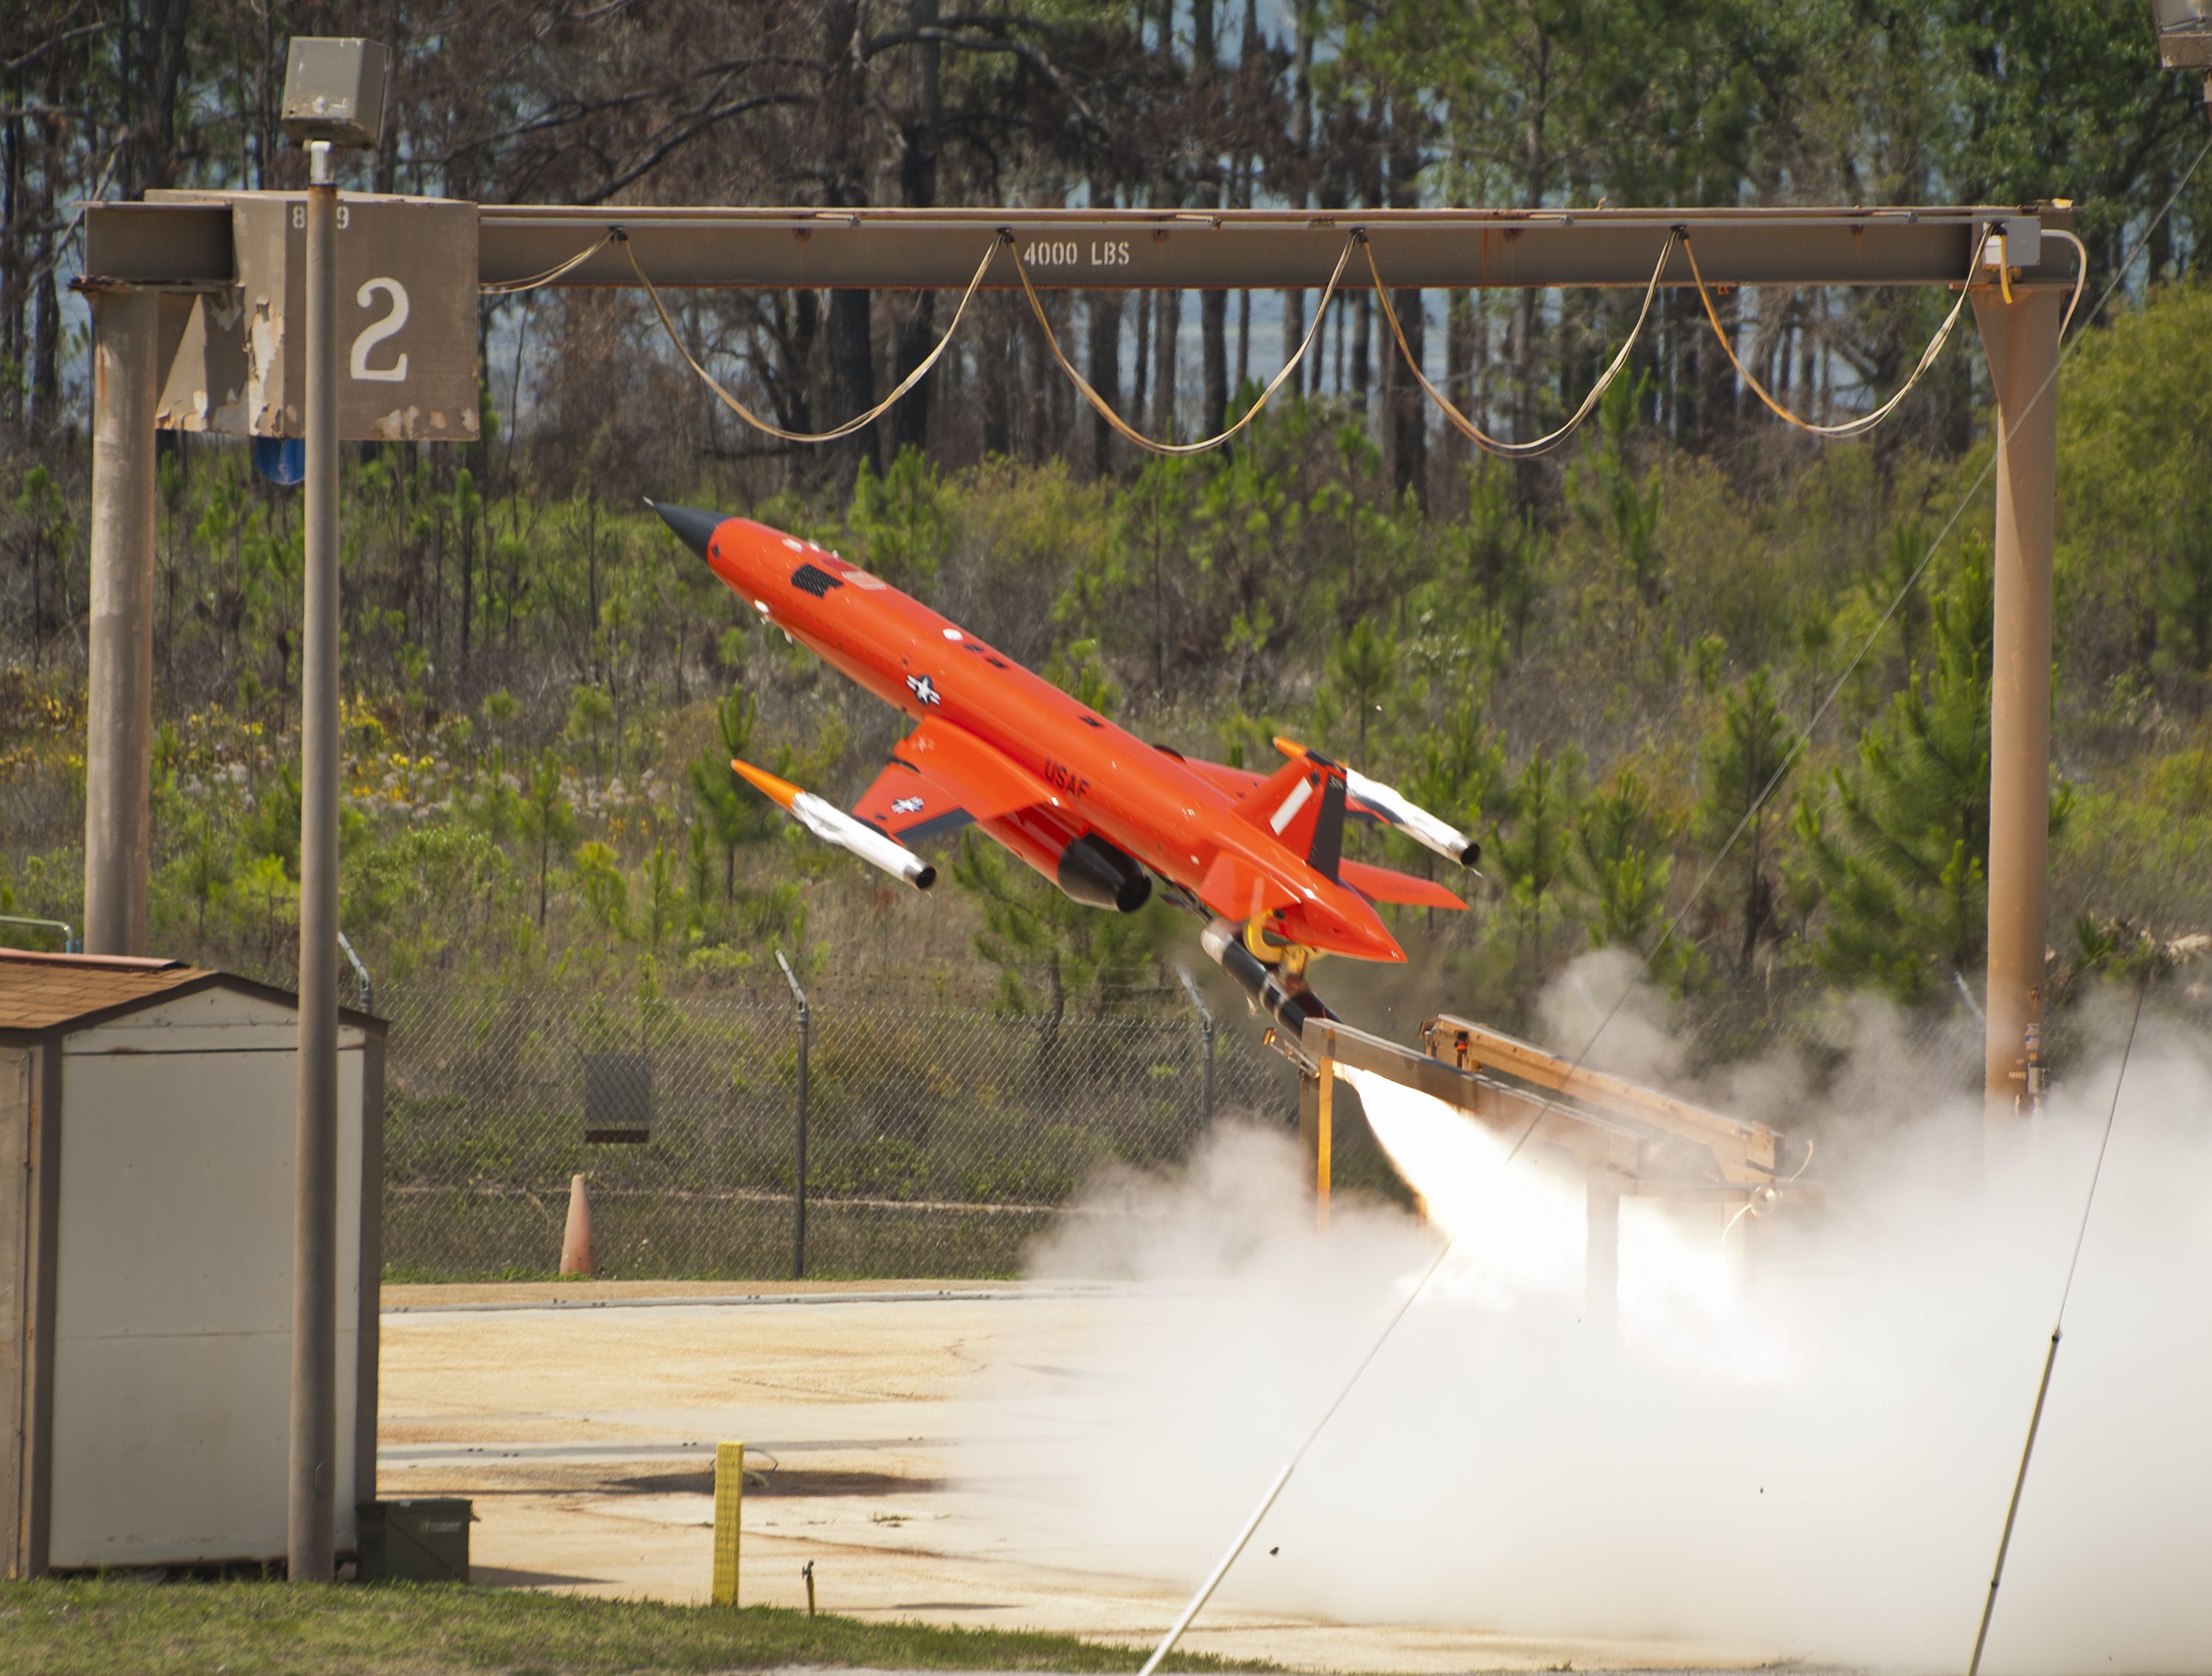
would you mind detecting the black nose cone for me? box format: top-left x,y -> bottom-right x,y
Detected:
647,499 -> 725,561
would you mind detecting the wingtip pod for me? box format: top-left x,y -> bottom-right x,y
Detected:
729,755 -> 803,810
733,755 -> 934,891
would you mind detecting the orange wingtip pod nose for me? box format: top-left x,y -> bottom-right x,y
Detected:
730,757 -> 802,810
1273,734 -> 1309,760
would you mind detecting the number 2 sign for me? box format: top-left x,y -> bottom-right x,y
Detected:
350,279 -> 410,383
231,193 -> 481,441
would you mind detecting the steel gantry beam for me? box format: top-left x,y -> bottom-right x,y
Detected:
74,195 -> 2073,1146
86,199 -> 2073,292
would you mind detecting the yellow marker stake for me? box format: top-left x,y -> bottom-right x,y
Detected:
712,1441 -> 745,1607
1316,1061 -> 1333,1231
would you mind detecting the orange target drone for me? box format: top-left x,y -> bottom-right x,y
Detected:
654,503 -> 1479,1038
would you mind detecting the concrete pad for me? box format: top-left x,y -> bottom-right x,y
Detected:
378,1290 -> 1767,1672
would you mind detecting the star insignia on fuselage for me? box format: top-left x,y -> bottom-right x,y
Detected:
906,674 -> 942,706
891,796 -> 925,814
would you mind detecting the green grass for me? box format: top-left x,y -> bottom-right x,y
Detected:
0,1579 -> 1262,1676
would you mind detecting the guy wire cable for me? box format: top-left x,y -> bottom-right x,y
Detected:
1363,229 -> 1677,458
1964,966 -> 2152,1676
627,232 -> 1000,444
1010,232 -> 1361,456
1135,130 -> 2211,1676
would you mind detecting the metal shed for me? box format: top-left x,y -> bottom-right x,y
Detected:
1,948 -> 383,1575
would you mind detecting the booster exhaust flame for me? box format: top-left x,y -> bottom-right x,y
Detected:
961,981 -> 2212,1672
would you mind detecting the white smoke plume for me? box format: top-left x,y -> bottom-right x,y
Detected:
960,964 -> 2212,1672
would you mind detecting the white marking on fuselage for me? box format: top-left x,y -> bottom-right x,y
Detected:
1268,776 -> 1314,833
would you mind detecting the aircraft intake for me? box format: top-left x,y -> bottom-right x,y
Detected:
1200,915 -> 1332,1035
981,807 -> 1152,912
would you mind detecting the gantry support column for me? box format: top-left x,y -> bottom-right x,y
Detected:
1971,286 -> 2063,1150
83,288 -> 159,957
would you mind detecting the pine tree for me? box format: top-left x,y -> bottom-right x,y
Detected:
1797,539 -> 2065,1001
949,833 -> 1164,1069
1693,667 -> 1795,977
1573,770 -> 1676,964
1319,617 -> 1398,759
1402,698 -> 1506,870
1492,748 -> 1583,953
517,750 -> 578,929
1570,372 -> 1664,607
2152,517 -> 2212,697
688,688 -> 771,903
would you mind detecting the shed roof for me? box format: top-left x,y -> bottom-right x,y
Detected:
0,947 -> 384,1038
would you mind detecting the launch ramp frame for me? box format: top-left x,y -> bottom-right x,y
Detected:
1297,1012 -> 1818,1318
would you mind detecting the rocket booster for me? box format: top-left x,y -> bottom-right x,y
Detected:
1200,915 -> 1331,1036
730,757 -> 937,891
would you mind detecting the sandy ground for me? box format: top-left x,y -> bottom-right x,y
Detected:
378,1284 -> 1773,1673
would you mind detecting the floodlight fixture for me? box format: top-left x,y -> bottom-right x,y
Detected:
2152,0 -> 2212,119
280,37 -> 390,150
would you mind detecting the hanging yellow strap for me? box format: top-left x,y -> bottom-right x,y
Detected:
480,230 -> 621,296
627,234 -> 999,445
1008,232 -> 1360,456
1678,234 -> 1980,440
1365,229 -> 1677,459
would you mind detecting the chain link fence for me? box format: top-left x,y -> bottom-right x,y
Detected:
378,967 -> 2009,1282
381,978 -> 1299,1281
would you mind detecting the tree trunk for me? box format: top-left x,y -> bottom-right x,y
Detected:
1444,290 -> 1474,475
888,0 -> 943,459
1192,0 -> 1228,437
823,3 -> 877,482
1385,94 -> 1427,507
3,75 -> 21,429
1088,176 -> 1123,478
1512,39 -> 1551,511
1153,289 -> 1180,439
1281,5 -> 1314,396
119,0 -> 194,200
1132,285 -> 1152,430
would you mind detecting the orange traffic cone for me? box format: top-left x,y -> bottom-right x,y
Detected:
560,1172 -> 596,1277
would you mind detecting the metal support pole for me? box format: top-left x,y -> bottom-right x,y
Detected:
1176,967 -> 1215,1128
1202,1016 -> 1216,1128
338,930 -> 372,1016
83,288 -> 159,957
289,139 -> 340,1584
1972,285 -> 2062,1150
776,950 -> 810,1280
1315,1060 -> 1333,1231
